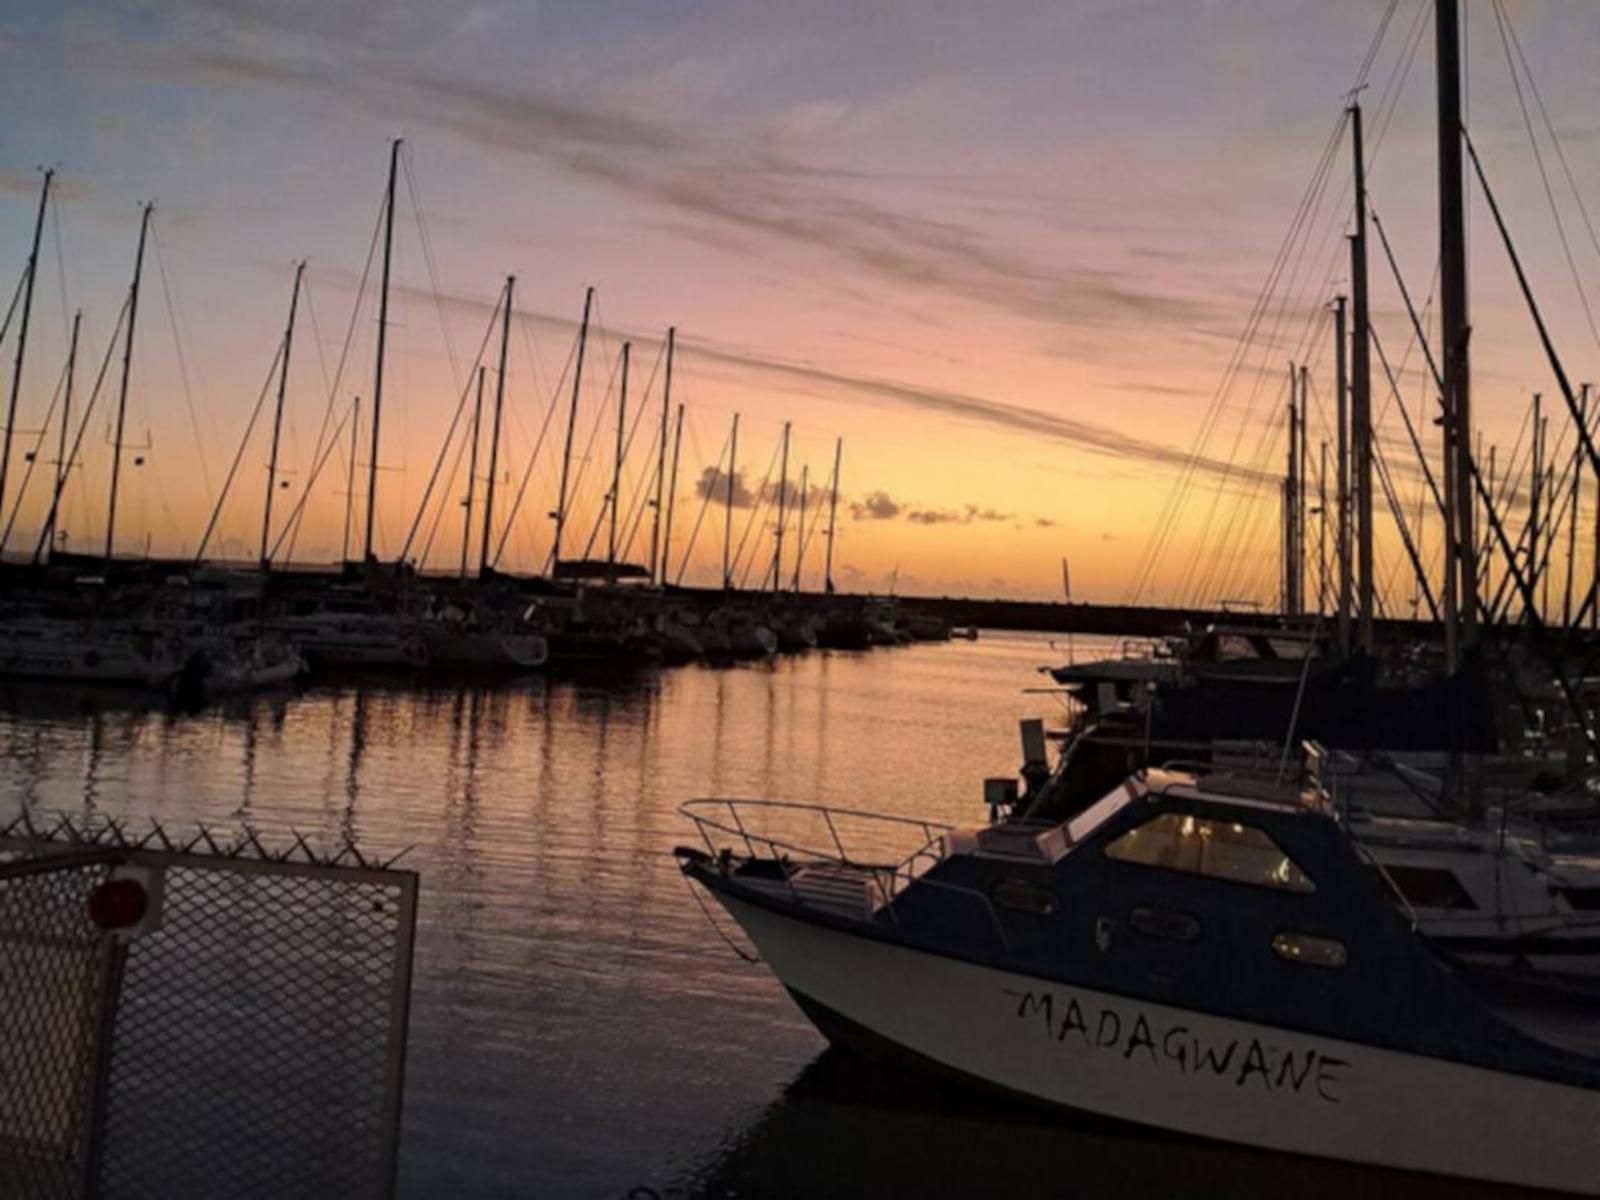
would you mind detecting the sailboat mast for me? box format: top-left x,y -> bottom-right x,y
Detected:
824,437 -> 842,595
792,464 -> 808,592
479,274 -> 513,576
1299,364 -> 1309,611
44,309 -> 81,562
260,260 -> 304,570
1437,0 -> 1476,652
608,341 -> 629,581
1334,296 -> 1351,653
551,286 -> 593,573
105,201 -> 152,564
343,397 -> 360,564
363,138 -> 401,564
462,365 -> 485,578
1284,363 -> 1299,615
1349,100 -> 1375,655
1526,395 -> 1542,620
1318,439 -> 1329,614
661,403 -> 684,586
1,168 -> 51,528
650,327 -> 675,586
1568,392 -> 1580,630
771,421 -> 790,591
723,413 -> 739,590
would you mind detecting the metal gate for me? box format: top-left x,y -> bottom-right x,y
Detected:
0,813 -> 418,1200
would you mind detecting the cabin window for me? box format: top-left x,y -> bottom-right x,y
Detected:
992,877 -> 1059,916
1378,865 -> 1477,911
1272,932 -> 1348,968
1103,812 -> 1315,893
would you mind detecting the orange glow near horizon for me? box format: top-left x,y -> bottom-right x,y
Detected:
2,1 -> 1599,610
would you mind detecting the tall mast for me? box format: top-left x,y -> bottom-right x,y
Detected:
479,274 -> 513,577
260,259 -> 304,569
722,413 -> 739,590
1528,394 -> 1543,621
461,365 -> 485,578
1299,363 -> 1309,613
649,327 -> 675,586
1565,389 -> 1585,628
1318,439 -> 1329,614
105,201 -> 152,564
1334,296 -> 1351,654
1284,363 -> 1300,615
550,286 -> 593,573
608,341 -> 629,581
661,402 -> 684,586
1349,100 -> 1375,654
343,397 -> 360,564
771,420 -> 791,591
1,168 -> 51,528
1437,0 -> 1476,651
1587,383 -> 1598,631
363,138 -> 401,564
824,437 -> 842,595
792,464 -> 808,592
43,309 -> 81,562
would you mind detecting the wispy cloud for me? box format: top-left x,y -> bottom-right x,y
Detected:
377,277 -> 1280,490
90,17 -> 1218,335
906,503 -> 1014,526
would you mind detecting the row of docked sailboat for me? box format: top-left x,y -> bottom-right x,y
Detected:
0,135 -> 958,698
680,4 -> 1600,1192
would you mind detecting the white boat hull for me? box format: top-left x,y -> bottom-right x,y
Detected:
717,892 -> 1600,1194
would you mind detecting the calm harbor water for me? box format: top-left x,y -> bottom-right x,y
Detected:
0,632 -> 1523,1199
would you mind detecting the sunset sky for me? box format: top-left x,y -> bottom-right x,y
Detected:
2,0 -> 1598,605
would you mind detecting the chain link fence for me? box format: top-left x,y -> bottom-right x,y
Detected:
0,816 -> 418,1200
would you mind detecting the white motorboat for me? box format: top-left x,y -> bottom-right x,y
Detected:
678,754 -> 1600,1193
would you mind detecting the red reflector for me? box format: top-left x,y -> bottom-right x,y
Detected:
88,878 -> 148,930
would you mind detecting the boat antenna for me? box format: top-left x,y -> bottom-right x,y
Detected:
0,167 -> 51,529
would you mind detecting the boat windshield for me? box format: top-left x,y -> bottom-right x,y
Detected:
1064,782 -> 1136,845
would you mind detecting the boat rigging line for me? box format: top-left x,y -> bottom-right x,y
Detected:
191,339 -> 286,565
29,297 -> 128,564
490,325 -> 575,571
148,215 -> 215,511
0,310 -> 76,554
396,280 -> 501,565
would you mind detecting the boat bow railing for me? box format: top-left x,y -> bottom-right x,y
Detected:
680,799 -> 1011,950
